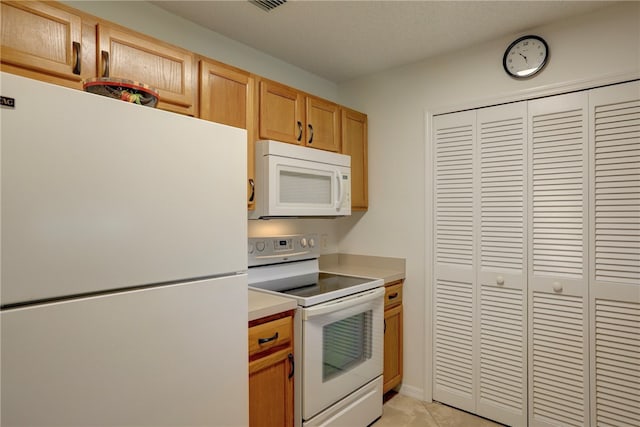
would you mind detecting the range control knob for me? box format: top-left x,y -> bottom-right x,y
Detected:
248,243 -> 254,254
300,238 -> 308,248
308,238 -> 316,248
255,241 -> 266,252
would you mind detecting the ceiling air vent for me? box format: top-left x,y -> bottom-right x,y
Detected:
250,0 -> 287,12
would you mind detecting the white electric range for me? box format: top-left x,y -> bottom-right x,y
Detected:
248,234 -> 384,427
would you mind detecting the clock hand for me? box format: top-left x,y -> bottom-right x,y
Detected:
519,53 -> 528,63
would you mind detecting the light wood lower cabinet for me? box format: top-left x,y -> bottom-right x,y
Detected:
383,280 -> 403,394
249,311 -> 295,427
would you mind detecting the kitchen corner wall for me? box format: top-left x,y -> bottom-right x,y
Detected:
336,1 -> 640,401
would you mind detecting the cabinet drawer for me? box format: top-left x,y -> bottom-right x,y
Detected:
249,316 -> 293,357
384,282 -> 403,309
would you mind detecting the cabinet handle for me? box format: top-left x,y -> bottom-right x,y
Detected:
384,319 -> 387,333
297,121 -> 303,141
72,42 -> 81,75
257,331 -> 278,345
388,292 -> 398,300
308,124 -> 314,144
288,353 -> 294,379
248,178 -> 255,202
101,50 -> 110,78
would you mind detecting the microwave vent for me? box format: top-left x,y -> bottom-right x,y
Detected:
250,0 -> 287,12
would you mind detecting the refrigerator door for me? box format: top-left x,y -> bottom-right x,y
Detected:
1,275 -> 248,426
1,72 -> 247,305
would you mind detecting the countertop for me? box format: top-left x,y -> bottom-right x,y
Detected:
248,253 -> 406,321
319,253 -> 406,285
248,289 -> 297,322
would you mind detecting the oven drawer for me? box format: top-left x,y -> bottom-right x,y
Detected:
384,281 -> 402,309
249,316 -> 293,357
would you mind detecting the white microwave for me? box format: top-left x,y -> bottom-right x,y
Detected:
250,140 -> 351,219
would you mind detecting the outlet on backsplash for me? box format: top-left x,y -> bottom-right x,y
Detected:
321,234 -> 328,249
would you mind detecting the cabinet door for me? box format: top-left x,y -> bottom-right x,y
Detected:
259,80 -> 304,144
476,102 -> 528,427
249,348 -> 294,427
1,1 -> 82,82
588,81 -> 640,427
432,110 -> 477,412
527,92 -> 590,427
306,96 -> 341,152
342,108 -> 368,210
97,23 -> 195,115
199,59 -> 257,208
383,304 -> 403,393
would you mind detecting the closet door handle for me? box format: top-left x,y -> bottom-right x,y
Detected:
288,353 -> 294,379
72,42 -> 81,75
297,121 -> 303,141
308,124 -> 314,144
101,50 -> 110,77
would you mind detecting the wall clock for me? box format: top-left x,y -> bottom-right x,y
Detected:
503,35 -> 549,78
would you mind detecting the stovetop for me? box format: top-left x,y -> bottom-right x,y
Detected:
248,235 -> 383,306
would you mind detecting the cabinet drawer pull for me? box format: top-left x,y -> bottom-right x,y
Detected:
258,331 -> 279,345
101,50 -> 110,78
388,292 -> 399,300
288,353 -> 294,379
72,42 -> 81,75
297,121 -> 303,141
308,124 -> 314,144
248,178 -> 255,202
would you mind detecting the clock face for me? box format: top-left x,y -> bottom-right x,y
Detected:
503,35 -> 548,78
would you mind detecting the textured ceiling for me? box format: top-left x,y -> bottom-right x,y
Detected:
150,0 -> 613,83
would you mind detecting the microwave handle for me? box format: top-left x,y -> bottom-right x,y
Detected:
302,287 -> 384,320
335,170 -> 346,210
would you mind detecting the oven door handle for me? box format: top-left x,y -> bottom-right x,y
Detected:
302,287 -> 384,320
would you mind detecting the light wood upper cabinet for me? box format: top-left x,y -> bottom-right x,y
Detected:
97,23 -> 196,115
259,79 -> 341,151
199,59 -> 257,209
342,108 -> 368,210
306,96 -> 341,152
0,1 -> 88,86
259,79 -> 305,144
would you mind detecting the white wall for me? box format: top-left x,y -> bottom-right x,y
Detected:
336,1 -> 640,400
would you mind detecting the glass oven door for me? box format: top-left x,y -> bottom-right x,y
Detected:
300,287 -> 384,421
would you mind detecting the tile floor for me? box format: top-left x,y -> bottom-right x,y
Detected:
373,392 -> 505,427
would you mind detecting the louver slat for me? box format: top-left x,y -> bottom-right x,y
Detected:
531,109 -> 585,278
594,99 -> 640,284
479,286 -> 525,413
532,292 -> 587,427
434,280 -> 474,398
590,82 -> 640,427
480,116 -> 525,271
435,121 -> 474,268
595,299 -> 640,426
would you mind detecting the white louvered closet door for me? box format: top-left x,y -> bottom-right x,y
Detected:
527,92 -> 590,427
432,110 -> 477,412
588,81 -> 640,427
476,102 -> 528,427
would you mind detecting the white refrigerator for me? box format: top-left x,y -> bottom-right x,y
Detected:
0,72 -> 249,426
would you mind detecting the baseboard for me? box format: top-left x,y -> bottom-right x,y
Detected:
397,384 -> 425,401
